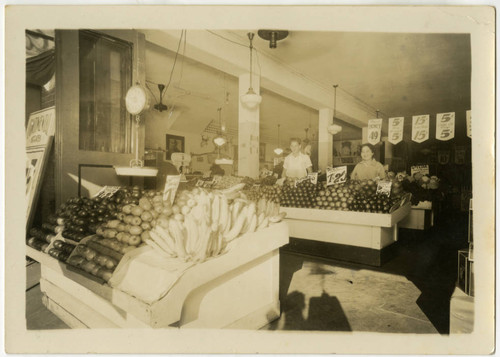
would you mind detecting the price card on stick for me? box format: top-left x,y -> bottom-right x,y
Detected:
93,186 -> 121,199
466,110 -> 471,138
376,180 -> 392,197
388,117 -> 404,144
326,166 -> 347,186
163,175 -> 181,205
367,118 -> 383,145
307,172 -> 318,185
411,165 -> 430,176
412,115 -> 429,143
436,112 -> 455,141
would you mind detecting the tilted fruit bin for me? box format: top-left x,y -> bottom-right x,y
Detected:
281,202 -> 411,266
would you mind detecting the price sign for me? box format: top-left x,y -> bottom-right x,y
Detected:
388,117 -> 404,144
376,180 -> 392,197
410,165 -> 429,177
163,175 -> 181,205
466,110 -> 471,138
307,172 -> 318,185
326,166 -> 347,186
367,118 -> 383,145
93,186 -> 121,199
294,176 -> 309,187
412,115 -> 429,143
436,112 -> 455,141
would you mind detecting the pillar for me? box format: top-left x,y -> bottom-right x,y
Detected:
318,108 -> 333,171
238,73 -> 260,178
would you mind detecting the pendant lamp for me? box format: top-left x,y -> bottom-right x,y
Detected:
240,32 -> 262,109
213,107 -> 226,147
274,124 -> 283,155
328,84 -> 343,135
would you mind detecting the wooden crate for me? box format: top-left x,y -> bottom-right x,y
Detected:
27,222 -> 289,329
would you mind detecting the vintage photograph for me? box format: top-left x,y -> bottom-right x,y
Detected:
3,4 -> 495,355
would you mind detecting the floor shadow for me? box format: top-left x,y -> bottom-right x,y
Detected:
279,249 -> 304,304
268,290 -> 351,331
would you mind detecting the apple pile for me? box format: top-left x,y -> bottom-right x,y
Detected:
314,182 -> 355,211
280,180 -> 319,208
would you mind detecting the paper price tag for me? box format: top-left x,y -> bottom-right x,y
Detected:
410,165 -> 429,176
163,175 -> 181,205
376,180 -> 392,197
307,172 -> 318,185
326,166 -> 347,186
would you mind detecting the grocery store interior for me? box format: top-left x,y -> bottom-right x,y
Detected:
25,29 -> 474,334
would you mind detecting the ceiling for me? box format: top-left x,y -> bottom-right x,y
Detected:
143,30 -> 471,145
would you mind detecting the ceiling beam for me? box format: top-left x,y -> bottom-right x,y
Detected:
143,29 -> 377,128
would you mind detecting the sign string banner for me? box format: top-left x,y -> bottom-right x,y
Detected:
367,118 -> 383,145
436,112 -> 455,141
412,115 -> 430,143
388,117 -> 404,144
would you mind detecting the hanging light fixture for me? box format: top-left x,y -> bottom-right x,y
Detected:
328,84 -> 343,135
274,124 -> 283,155
213,107 -> 227,147
240,32 -> 262,109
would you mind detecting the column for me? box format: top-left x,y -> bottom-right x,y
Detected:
238,73 -> 260,178
318,108 -> 333,171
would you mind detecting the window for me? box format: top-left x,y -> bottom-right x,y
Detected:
79,30 -> 132,153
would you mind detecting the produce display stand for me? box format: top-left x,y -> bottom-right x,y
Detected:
281,203 -> 411,266
26,222 -> 289,329
399,200 -> 434,230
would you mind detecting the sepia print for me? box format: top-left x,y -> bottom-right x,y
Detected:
4,4 -> 495,355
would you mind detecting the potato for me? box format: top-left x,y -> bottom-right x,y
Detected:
130,216 -> 142,226
106,220 -> 120,229
129,225 -> 143,236
115,232 -> 125,242
141,231 -> 150,242
95,255 -> 108,267
131,206 -> 144,217
116,223 -> 127,232
116,212 -> 125,221
141,210 -> 153,222
84,249 -> 97,261
91,265 -> 101,276
138,197 -> 152,211
103,229 -> 117,239
128,235 -> 141,246
123,215 -> 134,224
154,204 -> 164,214
140,222 -> 152,231
152,195 -> 163,205
150,209 -> 159,219
122,204 -> 133,214
101,270 -> 113,282
82,261 -> 97,273
121,233 -> 131,245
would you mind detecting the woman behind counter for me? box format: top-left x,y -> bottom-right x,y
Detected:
282,138 -> 313,179
350,143 -> 387,181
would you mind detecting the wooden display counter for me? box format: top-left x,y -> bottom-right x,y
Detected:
281,203 -> 411,266
26,222 -> 289,329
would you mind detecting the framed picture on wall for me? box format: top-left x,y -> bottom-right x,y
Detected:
165,134 -> 185,160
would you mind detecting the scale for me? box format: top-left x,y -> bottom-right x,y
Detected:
115,84 -> 159,177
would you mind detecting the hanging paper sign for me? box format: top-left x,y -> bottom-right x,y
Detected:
367,118 -> 383,145
388,117 -> 404,145
412,115 -> 429,143
411,165 -> 429,177
436,112 -> 455,141
326,166 -> 347,186
376,180 -> 392,197
455,146 -> 466,165
438,150 -> 450,165
26,107 -> 56,149
466,110 -> 471,138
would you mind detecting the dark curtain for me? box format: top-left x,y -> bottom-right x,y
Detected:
26,48 -> 55,86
